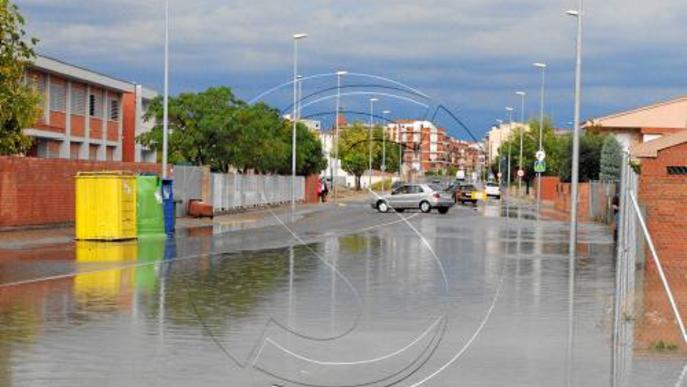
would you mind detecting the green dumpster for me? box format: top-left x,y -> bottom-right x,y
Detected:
135,235 -> 166,292
136,175 -> 165,235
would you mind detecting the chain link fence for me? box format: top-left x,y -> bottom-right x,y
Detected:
613,152 -> 687,373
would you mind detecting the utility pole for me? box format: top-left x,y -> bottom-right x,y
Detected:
291,33 -> 308,213
533,62 -> 547,215
162,0 -> 169,179
516,91 -> 527,196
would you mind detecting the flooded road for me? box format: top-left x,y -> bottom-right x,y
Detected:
0,200 -> 684,386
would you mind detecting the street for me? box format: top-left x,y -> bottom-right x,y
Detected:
2,196 -> 677,386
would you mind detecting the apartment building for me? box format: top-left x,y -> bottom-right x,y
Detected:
24,55 -> 158,163
387,120 -> 447,173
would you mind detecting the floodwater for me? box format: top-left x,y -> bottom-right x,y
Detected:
0,201 -> 684,386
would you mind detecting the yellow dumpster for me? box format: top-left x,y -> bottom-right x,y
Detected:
75,171 -> 137,241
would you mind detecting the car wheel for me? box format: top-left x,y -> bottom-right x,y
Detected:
420,201 -> 432,213
377,201 -> 390,213
438,207 -> 449,215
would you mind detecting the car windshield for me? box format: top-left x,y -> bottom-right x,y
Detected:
461,185 -> 476,191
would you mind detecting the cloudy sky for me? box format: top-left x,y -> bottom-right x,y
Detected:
15,0 -> 687,139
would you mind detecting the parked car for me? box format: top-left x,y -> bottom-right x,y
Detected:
371,183 -> 454,214
485,182 -> 501,199
453,184 -> 480,205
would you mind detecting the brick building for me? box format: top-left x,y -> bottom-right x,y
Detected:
385,120 -> 485,176
632,131 -> 687,267
24,55 -> 158,162
387,120 -> 447,173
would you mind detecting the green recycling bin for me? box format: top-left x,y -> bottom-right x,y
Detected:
136,175 -> 165,236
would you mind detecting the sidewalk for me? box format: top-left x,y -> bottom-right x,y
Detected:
0,191 -> 369,251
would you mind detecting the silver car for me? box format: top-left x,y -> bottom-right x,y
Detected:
371,183 -> 455,214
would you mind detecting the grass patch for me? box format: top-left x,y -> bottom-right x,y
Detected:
650,340 -> 679,353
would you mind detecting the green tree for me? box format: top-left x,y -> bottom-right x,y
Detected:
496,117 -> 561,190
371,126 -> 400,174
558,132 -> 606,183
275,121 -> 327,176
599,135 -> 623,182
338,123 -> 369,190
0,0 -> 40,155
137,87 -> 242,170
138,86 -> 326,175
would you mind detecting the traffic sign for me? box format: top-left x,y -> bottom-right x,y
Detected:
536,150 -> 546,162
534,160 -> 546,173
517,169 -> 525,178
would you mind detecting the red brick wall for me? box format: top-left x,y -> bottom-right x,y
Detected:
71,116 -> 85,137
638,142 -> 687,267
553,181 -> 591,223
90,118 -> 103,139
107,122 -> 118,142
304,175 -> 320,204
0,157 -> 165,229
121,92 -> 136,162
539,176 -> 560,202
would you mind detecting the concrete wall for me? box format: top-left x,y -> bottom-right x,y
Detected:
0,157 -> 162,229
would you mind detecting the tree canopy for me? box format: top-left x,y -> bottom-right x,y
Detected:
337,122 -> 400,190
137,86 -> 326,175
599,135 -> 623,182
0,0 -> 41,155
493,118 -> 609,186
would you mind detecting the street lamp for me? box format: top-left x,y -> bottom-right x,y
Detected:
368,98 -> 378,190
382,110 -> 391,192
533,62 -> 547,215
291,33 -> 308,213
333,70 -> 347,203
567,1 -> 584,256
506,107 -> 514,194
296,75 -> 303,120
162,0 -> 170,179
496,119 -> 504,184
516,91 -> 526,196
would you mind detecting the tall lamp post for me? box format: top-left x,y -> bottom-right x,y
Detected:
291,33 -> 308,213
333,70 -> 347,203
296,75 -> 303,120
516,91 -> 527,196
382,110 -> 391,192
567,2 -> 584,256
495,119 -> 504,185
162,0 -> 170,179
368,98 -> 378,189
533,62 -> 547,215
506,107 -> 514,195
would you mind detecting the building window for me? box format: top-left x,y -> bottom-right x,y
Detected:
89,91 -> 102,118
109,99 -> 120,121
71,85 -> 86,116
49,82 -> 67,112
667,166 -> 687,175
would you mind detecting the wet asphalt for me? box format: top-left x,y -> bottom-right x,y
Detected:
0,196 -> 683,386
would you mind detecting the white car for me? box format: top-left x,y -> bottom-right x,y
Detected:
485,183 -> 501,199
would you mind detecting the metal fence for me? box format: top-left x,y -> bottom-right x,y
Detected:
589,180 -> 617,224
612,152 -> 687,378
173,165 -> 204,217
211,173 -> 303,214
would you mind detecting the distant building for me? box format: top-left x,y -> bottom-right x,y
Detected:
24,55 -> 158,162
485,122 -> 530,164
385,120 -> 484,176
585,95 -> 687,152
